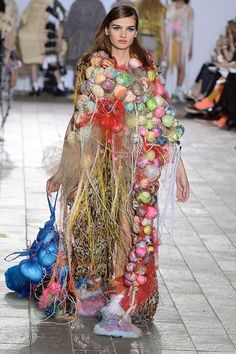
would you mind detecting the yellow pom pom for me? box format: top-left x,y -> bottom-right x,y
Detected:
91,84 -> 105,97
146,131 -> 155,143
85,66 -> 94,79
147,70 -> 156,81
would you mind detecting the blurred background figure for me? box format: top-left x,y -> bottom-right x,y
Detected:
0,0 -> 19,142
63,0 -> 106,70
0,0 -> 19,88
4,0 -> 18,59
42,0 -> 67,95
18,0 -> 66,96
137,0 -> 166,66
165,0 -> 194,102
18,0 -> 53,95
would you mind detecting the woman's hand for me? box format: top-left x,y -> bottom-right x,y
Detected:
46,176 -> 61,196
176,158 -> 190,203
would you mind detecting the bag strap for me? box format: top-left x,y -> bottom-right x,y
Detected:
47,191 -> 58,223
4,240 -> 38,261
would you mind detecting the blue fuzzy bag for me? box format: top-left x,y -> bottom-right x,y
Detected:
4,194 -> 59,297
5,265 -> 30,298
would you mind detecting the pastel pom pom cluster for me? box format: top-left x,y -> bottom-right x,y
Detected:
124,148 -> 161,288
75,51 -> 184,146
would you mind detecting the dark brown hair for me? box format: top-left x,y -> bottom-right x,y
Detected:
81,5 -> 153,68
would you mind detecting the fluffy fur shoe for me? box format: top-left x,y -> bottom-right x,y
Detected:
93,294 -> 142,338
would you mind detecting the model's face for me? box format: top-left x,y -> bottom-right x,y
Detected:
105,16 -> 137,51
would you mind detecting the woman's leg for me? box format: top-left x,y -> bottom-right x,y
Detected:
177,62 -> 185,88
30,64 -> 40,95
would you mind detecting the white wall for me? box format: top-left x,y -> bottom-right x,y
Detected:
189,0 -> 236,86
17,0 -> 236,91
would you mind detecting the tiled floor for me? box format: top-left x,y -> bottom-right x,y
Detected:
0,97 -> 236,354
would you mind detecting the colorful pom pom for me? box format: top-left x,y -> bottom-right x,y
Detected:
145,120 -> 154,130
124,90 -> 136,103
85,66 -> 94,79
145,150 -> 155,161
162,114 -> 175,128
138,126 -> 148,137
136,275 -> 147,285
104,67 -> 117,79
116,73 -> 133,88
144,164 -> 161,181
145,205 -> 158,219
147,70 -> 156,81
146,97 -> 157,111
176,125 -> 185,138
154,106 -> 165,118
90,55 -> 103,67
125,102 -> 135,112
91,84 -> 105,97
129,58 -> 142,69
113,85 -> 127,100
155,81 -> 165,95
146,131 -> 155,143
155,136 -> 168,146
101,79 -> 115,93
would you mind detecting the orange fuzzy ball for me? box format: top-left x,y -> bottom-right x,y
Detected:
113,85 -> 127,101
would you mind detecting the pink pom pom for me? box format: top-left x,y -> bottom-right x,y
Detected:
39,289 -> 50,310
135,247 -> 147,258
155,82 -> 165,95
137,156 -> 149,169
48,282 -> 61,295
145,205 -> 158,219
129,58 -> 142,69
136,275 -> 147,285
154,106 -> 165,118
153,128 -> 161,137
138,126 -> 148,137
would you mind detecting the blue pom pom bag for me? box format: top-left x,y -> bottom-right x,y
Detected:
4,193 -> 59,297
